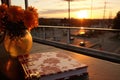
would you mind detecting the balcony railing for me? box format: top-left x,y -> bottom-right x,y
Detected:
31,25 -> 120,63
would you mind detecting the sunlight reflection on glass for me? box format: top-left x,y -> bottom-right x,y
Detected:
79,27 -> 85,35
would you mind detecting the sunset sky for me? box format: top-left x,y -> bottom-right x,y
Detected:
1,0 -> 120,19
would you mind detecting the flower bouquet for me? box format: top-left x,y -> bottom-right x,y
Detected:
0,4 -> 38,39
0,4 -> 39,57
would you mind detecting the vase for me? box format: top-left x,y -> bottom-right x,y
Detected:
4,30 -> 32,57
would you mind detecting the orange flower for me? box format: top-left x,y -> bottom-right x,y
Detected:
24,6 -> 38,30
0,4 -> 8,18
7,6 -> 24,23
0,4 -> 38,34
0,4 -> 8,31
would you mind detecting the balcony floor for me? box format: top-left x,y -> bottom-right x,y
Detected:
0,42 -> 120,80
31,42 -> 120,80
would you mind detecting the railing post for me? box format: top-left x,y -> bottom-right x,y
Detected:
43,27 -> 46,40
67,28 -> 70,44
25,0 -> 28,9
53,28 -> 55,41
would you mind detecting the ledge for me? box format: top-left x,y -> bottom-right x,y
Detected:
33,37 -> 120,64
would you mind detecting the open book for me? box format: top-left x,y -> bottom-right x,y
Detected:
18,51 -> 88,80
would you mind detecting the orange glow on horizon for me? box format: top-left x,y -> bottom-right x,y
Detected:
76,10 -> 89,19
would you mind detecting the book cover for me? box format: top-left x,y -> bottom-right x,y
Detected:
18,51 -> 88,80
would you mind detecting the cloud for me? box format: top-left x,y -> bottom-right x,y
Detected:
39,7 -> 106,14
63,0 -> 86,1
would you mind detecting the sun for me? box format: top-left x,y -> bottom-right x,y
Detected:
76,10 -> 88,19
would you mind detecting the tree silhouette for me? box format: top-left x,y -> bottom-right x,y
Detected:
112,11 -> 120,38
113,11 -> 120,29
